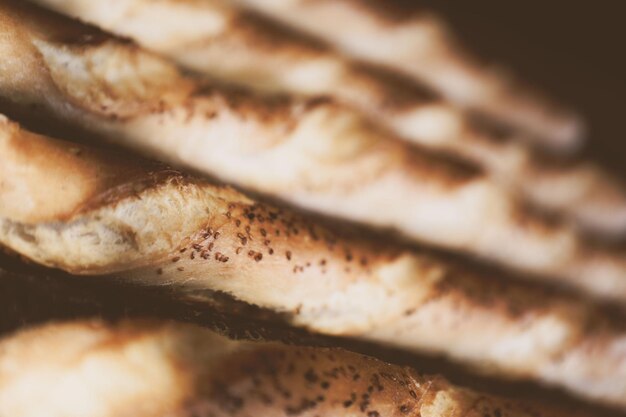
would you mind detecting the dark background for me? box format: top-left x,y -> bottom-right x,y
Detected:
413,0 -> 625,177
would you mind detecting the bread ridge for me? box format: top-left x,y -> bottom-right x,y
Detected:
28,0 -> 626,235
235,0 -> 582,149
0,319 -> 593,417
1,117 -> 625,408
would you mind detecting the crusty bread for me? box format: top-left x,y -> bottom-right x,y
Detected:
0,2 -> 625,291
0,319 -> 594,417
1,117 -> 626,408
28,0 -> 626,235
236,0 -> 583,150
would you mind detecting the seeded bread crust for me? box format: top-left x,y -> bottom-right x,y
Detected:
0,319 -> 592,417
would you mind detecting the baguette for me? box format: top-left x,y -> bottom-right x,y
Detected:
0,2 -> 624,292
0,319 -> 592,417
1,117 -> 626,408
29,0 -> 626,235
235,0 -> 583,150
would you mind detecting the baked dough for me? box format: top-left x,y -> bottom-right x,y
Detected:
0,319 -> 595,417
236,0 -> 583,149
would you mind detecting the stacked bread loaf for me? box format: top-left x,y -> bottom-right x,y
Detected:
0,1 -> 624,416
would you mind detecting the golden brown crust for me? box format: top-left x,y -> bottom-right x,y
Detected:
1,2 -> 625,299
0,115 -> 165,223
0,319 -> 591,417
0,320 -> 199,417
0,118 -> 223,273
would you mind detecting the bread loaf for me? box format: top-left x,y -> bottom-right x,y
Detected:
0,319 -> 593,417
236,0 -> 582,149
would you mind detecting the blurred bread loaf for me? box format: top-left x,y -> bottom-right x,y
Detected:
0,319 -> 591,417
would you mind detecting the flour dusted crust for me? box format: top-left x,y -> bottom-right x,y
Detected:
1,117 -> 625,408
0,319 -> 592,417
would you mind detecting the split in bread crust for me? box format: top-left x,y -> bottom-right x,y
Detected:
235,0 -> 583,150
0,2 -> 625,295
28,0 -> 626,236
0,319 -> 596,417
1,117 -> 626,408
